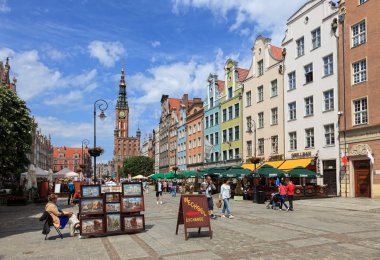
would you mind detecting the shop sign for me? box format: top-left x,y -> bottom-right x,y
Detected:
291,151 -> 312,159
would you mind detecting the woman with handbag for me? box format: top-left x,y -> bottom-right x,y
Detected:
219,179 -> 234,219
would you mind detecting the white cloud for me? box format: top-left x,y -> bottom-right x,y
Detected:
45,48 -> 66,61
171,0 -> 305,45
0,0 -> 10,13
88,40 -> 125,67
151,41 -> 161,48
43,90 -> 83,105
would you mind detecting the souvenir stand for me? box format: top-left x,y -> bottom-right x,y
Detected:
79,182 -> 145,236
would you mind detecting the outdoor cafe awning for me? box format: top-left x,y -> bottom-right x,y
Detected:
242,160 -> 285,171
278,158 -> 314,172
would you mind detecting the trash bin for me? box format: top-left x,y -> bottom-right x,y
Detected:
257,191 -> 265,204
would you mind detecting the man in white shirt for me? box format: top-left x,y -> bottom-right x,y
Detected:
155,178 -> 163,205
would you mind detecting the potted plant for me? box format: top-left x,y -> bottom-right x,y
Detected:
88,146 -> 104,157
249,157 -> 261,165
234,179 -> 244,201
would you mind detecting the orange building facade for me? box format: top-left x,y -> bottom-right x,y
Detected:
186,99 -> 204,171
53,147 -> 91,174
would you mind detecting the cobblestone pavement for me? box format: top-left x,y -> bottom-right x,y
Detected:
1,191 -> 380,260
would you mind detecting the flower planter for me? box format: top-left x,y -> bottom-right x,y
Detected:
88,147 -> 104,157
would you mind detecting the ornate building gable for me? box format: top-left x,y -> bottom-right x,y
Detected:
349,144 -> 373,157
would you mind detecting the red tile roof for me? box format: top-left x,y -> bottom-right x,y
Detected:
270,45 -> 283,61
238,68 -> 249,81
217,80 -> 224,93
53,147 -> 87,158
168,98 -> 181,119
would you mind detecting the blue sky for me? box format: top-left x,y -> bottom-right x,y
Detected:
0,0 -> 304,162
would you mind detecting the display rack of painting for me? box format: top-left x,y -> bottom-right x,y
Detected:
79,182 -> 145,236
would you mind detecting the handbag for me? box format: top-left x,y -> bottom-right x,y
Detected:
216,199 -> 222,209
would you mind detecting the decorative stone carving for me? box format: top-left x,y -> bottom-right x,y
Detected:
348,144 -> 372,157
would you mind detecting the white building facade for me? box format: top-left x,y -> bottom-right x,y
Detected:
282,0 -> 339,195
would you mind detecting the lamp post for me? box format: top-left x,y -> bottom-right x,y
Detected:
247,118 -> 259,202
93,99 -> 108,184
81,139 -> 90,179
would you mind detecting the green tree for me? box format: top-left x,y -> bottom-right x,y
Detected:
122,156 -> 154,177
0,87 -> 33,178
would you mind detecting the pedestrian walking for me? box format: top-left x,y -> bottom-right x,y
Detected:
219,179 -> 234,219
203,176 -> 217,219
278,182 -> 289,211
287,180 -> 295,211
155,178 -> 163,205
172,179 -> 177,197
168,181 -> 172,193
68,180 -> 75,205
163,180 -> 168,193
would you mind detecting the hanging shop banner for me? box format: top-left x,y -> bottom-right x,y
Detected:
176,194 -> 212,240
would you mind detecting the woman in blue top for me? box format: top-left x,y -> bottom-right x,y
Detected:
219,179 -> 234,219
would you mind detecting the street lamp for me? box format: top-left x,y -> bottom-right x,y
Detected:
93,99 -> 108,183
247,118 -> 259,202
81,139 -> 90,179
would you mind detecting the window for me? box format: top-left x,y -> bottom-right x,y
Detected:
271,107 -> 278,125
246,116 -> 252,131
193,155 -> 196,163
288,102 -> 296,120
305,128 -> 315,148
352,20 -> 366,47
258,138 -> 264,155
247,141 -> 252,157
210,133 -> 214,145
288,71 -> 296,90
228,128 -> 233,142
193,124 -> 196,133
189,156 -> 192,164
198,122 -> 201,131
323,54 -> 333,76
353,59 -> 367,84
246,91 -> 252,106
258,112 -> 264,128
234,103 -> 239,118
353,98 -> 368,125
188,126 -> 192,135
271,80 -> 278,97
271,136 -> 278,154
215,152 -> 219,161
223,150 -> 227,161
296,37 -> 304,57
205,116 -> 209,128
304,96 -> 314,116
229,150 -> 233,160
359,0 -> 367,4
289,132 -> 297,151
228,106 -> 233,120
324,124 -> 335,145
234,148 -> 240,159
209,97 -> 214,108
215,132 -> 219,145
223,109 -> 227,122
304,63 -> 313,83
215,112 -> 219,124
311,27 -> 321,49
323,90 -> 334,111
198,154 -> 201,163
257,59 -> 264,76
228,87 -> 233,99
198,137 -> 201,147
210,114 -> 214,127
189,140 -> 192,149
223,130 -> 227,143
234,126 -> 239,140
257,86 -> 264,102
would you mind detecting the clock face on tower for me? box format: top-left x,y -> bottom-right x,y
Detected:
119,111 -> 126,118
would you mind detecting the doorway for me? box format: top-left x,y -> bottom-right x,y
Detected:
323,160 -> 337,196
354,160 -> 371,198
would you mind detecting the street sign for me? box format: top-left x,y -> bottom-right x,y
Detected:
175,194 -> 212,240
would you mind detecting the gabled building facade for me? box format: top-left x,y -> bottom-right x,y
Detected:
177,94 -> 193,171
186,99 -> 204,170
204,74 -> 224,167
220,59 -> 248,165
282,0 -> 339,195
242,36 -> 285,164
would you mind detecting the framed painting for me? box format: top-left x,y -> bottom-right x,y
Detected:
123,214 -> 145,232
122,182 -> 143,197
81,185 -> 101,198
121,196 -> 145,213
105,202 -> 120,213
106,214 -> 122,233
105,193 -> 120,203
80,217 -> 104,235
79,197 -> 104,215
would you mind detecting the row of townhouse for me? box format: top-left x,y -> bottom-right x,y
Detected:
154,0 -> 379,198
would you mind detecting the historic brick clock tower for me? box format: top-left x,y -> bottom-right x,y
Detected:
114,67 -> 141,179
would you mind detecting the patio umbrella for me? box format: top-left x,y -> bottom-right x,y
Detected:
221,167 -> 252,178
199,166 -> 231,177
132,175 -> 147,180
287,166 -> 322,178
256,164 -> 287,178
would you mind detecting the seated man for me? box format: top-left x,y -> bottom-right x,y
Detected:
45,194 -> 73,230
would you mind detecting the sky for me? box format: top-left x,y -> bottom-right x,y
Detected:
0,0 -> 305,162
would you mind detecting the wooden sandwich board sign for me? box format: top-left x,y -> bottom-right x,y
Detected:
175,194 -> 212,240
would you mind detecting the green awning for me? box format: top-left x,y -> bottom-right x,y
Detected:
221,167 -> 252,178
181,171 -> 199,178
198,166 -> 231,177
287,166 -> 321,178
256,164 -> 287,178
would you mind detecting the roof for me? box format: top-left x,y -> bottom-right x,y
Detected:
270,45 -> 283,61
168,98 -> 181,119
53,147 -> 87,158
237,68 -> 249,81
217,80 -> 224,93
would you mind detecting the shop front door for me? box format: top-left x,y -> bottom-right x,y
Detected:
354,160 -> 371,198
323,170 -> 337,196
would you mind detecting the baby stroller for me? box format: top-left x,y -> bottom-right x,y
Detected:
266,193 -> 281,210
